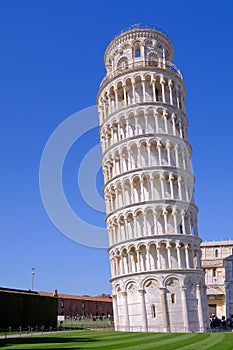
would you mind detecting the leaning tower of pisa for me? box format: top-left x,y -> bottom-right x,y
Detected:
97,25 -> 209,332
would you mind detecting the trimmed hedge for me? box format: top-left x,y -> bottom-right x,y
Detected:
0,289 -> 57,329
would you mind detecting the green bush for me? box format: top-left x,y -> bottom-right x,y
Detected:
0,289 -> 57,329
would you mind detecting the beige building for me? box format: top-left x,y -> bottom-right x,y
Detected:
201,240 -> 233,319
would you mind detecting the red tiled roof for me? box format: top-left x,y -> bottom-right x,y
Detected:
38,291 -> 112,302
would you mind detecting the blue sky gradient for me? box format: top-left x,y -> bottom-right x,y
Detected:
0,0 -> 232,295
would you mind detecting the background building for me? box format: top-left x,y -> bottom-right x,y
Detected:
56,294 -> 113,318
97,25 -> 209,332
201,240 -> 233,319
39,292 -> 113,319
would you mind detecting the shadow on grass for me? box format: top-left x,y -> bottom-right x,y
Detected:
0,336 -> 99,349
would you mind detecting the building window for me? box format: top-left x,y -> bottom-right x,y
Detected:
209,304 -> 217,316
151,304 -> 156,318
213,268 -> 216,277
215,249 -> 218,258
96,302 -> 99,316
134,42 -> 141,58
180,225 -> 183,234
135,49 -> 140,57
171,293 -> 176,304
60,300 -> 64,308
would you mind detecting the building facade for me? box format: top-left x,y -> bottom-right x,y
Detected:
97,25 -> 209,332
39,292 -> 113,319
57,294 -> 113,318
201,240 -> 233,320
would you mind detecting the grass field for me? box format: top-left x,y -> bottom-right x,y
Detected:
0,330 -> 233,349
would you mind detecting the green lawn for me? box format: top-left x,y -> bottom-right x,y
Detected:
0,330 -> 232,349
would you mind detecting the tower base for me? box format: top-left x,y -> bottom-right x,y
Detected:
112,271 -> 209,333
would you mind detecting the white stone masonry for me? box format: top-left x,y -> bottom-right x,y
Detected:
97,26 -> 209,332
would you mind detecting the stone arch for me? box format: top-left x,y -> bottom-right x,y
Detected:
134,75 -> 143,103
121,146 -> 129,172
125,279 -> 138,292
166,206 -> 174,233
140,141 -> 148,168
145,208 -> 155,235
133,40 -> 141,58
164,275 -> 181,288
126,211 -> 134,239
128,245 -> 138,273
132,175 -> 141,203
170,241 -> 179,269
125,77 -> 133,105
148,242 -> 157,270
117,81 -> 125,108
130,143 -> 138,170
156,207 -> 165,234
154,75 -> 162,102
147,51 -> 158,67
147,109 -> 156,133
142,173 -> 150,201
142,277 -> 160,290
137,109 -> 146,134
135,209 -> 144,236
138,243 -> 147,271
144,74 -> 153,102
123,178 -> 131,206
159,240 -> 168,269
117,56 -> 128,71
121,247 -> 129,274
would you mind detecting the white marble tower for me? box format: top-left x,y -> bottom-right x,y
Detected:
97,25 -> 209,332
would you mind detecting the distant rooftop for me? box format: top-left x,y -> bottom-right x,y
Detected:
201,240 -> 233,247
39,291 -> 112,302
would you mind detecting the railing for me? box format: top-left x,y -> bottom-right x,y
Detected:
100,60 -> 182,89
115,24 -> 170,40
0,321 -> 114,339
0,326 -> 56,339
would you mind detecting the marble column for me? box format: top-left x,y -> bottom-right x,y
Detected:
181,286 -> 189,332
139,289 -> 148,332
160,287 -> 169,332
121,291 -> 130,331
196,284 -> 204,332
112,294 -> 119,330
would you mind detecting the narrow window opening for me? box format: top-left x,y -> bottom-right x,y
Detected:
180,225 -> 183,234
171,293 -> 175,304
215,249 -> 218,258
213,268 -> 216,278
151,304 -> 156,318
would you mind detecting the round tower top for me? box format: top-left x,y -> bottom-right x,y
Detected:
103,24 -> 174,75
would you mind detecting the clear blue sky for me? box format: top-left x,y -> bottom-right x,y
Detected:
0,0 -> 232,296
